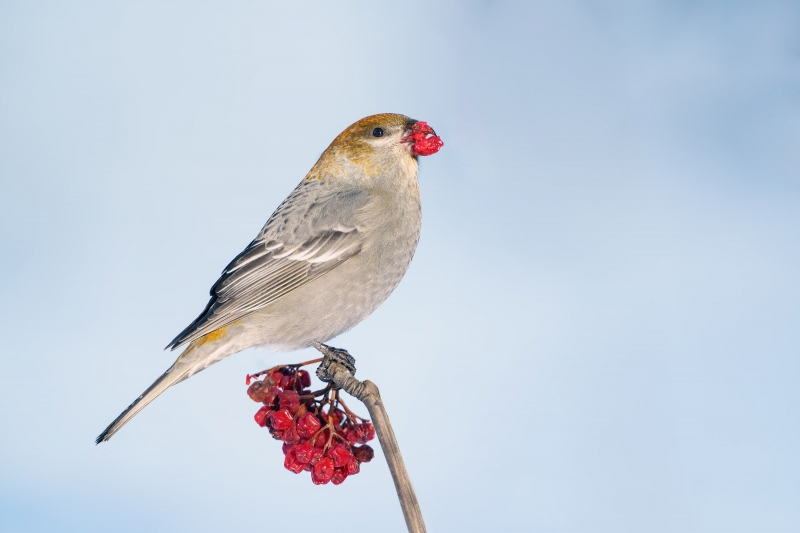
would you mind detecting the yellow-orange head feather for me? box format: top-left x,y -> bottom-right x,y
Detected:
304,114 -> 441,182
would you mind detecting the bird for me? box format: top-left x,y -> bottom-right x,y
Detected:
96,113 -> 443,443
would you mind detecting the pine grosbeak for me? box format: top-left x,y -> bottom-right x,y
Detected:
96,113 -> 442,442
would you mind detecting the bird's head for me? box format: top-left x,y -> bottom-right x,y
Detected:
332,113 -> 442,156
310,114 -> 442,180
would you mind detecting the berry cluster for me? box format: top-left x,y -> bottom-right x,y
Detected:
246,363 -> 375,485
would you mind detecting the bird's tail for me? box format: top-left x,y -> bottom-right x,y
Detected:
95,345 -> 202,444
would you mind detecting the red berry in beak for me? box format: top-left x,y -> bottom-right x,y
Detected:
404,121 -> 443,156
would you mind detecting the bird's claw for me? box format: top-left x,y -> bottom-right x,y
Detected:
313,343 -> 356,384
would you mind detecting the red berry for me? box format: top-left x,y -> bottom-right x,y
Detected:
284,448 -> 305,474
353,444 -> 374,463
282,423 -> 300,444
311,469 -> 330,485
263,387 -> 281,408
296,412 -> 322,438
308,448 -> 324,466
269,370 -> 284,387
312,429 -> 331,449
328,444 -> 355,468
279,390 -> 301,414
254,406 -> 273,427
280,375 -> 295,390
294,441 -> 315,464
344,427 -> 360,444
297,370 -> 311,387
247,380 -> 271,402
331,467 -> 348,485
357,422 -> 375,443
345,458 -> 360,475
313,457 -> 335,482
408,121 -> 444,156
270,409 -> 293,430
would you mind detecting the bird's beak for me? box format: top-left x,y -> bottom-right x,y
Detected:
401,120 -> 436,142
413,122 -> 437,137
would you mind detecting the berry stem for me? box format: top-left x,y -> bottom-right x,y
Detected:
295,356 -> 324,368
315,350 -> 426,533
245,357 -> 323,381
299,385 -> 331,400
336,396 -> 367,421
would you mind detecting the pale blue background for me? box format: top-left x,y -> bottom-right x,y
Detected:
1,2 -> 799,532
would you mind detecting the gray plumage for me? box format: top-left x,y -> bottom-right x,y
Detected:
167,183 -> 370,350
96,113 -> 427,443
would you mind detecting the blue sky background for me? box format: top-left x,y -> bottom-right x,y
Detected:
1,1 -> 799,532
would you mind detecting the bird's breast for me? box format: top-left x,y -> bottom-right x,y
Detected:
359,166 -> 422,266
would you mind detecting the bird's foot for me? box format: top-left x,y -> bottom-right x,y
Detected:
313,342 -> 356,384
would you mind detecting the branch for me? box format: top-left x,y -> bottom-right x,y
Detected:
317,358 -> 427,533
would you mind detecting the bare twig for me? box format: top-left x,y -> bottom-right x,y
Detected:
318,359 -> 426,533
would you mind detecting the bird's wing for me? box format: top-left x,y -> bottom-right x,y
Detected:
166,182 -> 369,350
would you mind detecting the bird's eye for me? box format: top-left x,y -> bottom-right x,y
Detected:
372,127 -> 384,138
